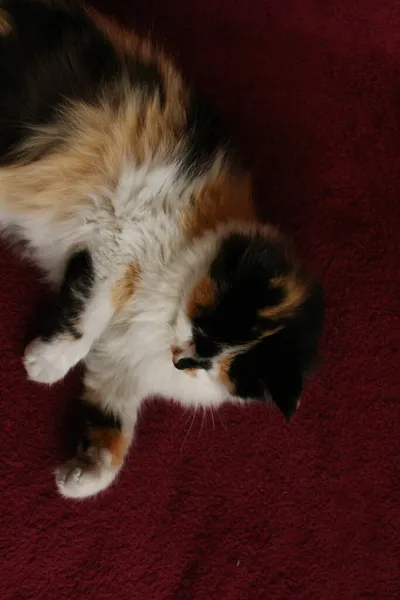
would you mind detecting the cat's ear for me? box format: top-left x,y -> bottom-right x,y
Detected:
264,368 -> 303,422
229,336 -> 304,420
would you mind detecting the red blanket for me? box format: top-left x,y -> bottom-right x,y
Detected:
1,1 -> 398,598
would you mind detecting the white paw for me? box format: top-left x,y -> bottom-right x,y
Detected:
55,453 -> 119,499
23,337 -> 85,384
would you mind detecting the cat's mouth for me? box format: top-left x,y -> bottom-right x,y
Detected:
171,344 -> 211,371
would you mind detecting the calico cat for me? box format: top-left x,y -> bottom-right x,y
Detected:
0,0 -> 324,498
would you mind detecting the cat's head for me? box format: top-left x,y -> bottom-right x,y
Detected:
173,225 -> 324,419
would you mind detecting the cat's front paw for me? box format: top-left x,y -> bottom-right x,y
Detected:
55,451 -> 119,499
23,336 -> 81,384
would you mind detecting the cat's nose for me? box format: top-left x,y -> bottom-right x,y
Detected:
174,356 -> 212,371
174,356 -> 200,370
171,342 -> 195,366
171,344 -> 211,371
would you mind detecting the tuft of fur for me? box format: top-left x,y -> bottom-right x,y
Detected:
0,1 -> 324,498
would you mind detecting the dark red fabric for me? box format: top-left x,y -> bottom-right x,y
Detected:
1,1 -> 399,598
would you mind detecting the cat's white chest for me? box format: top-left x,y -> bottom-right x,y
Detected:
85,161 -> 189,274
111,162 -> 183,219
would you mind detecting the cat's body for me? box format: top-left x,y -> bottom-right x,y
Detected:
0,1 -> 324,499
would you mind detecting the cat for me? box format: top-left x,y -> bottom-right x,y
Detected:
0,0 -> 324,499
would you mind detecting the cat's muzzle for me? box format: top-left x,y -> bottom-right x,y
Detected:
172,342 -> 211,371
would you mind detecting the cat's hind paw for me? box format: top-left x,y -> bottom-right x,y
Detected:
23,336 -> 84,384
55,451 -> 119,499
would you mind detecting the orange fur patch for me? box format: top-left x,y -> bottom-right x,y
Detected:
86,6 -> 187,127
260,274 -> 307,321
112,262 -> 141,311
0,8 -> 11,35
88,427 -> 128,467
82,386 -> 127,468
261,325 -> 284,338
170,345 -> 182,358
0,93 -> 183,217
187,275 -> 217,317
85,7 -> 143,57
182,170 -> 256,239
184,368 -> 198,377
218,355 -> 236,393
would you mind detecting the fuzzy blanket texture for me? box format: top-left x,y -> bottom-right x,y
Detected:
0,1 -> 399,598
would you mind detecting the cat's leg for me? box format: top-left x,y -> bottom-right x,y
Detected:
24,249 -> 115,384
55,380 -> 138,499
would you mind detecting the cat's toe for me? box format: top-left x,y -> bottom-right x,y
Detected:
23,337 -> 75,384
55,455 -> 118,499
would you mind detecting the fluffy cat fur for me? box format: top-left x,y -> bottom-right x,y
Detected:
0,0 -> 324,499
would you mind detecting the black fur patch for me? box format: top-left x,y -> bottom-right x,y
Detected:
189,232 -> 324,417
78,399 -> 122,452
174,356 -> 212,371
193,233 -> 289,346
0,0 -> 164,163
192,328 -> 221,359
80,400 -> 121,430
40,249 -> 94,341
125,58 -> 166,108
230,285 -> 324,419
183,91 -> 232,176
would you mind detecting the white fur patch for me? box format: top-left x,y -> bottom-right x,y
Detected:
24,336 -> 87,384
